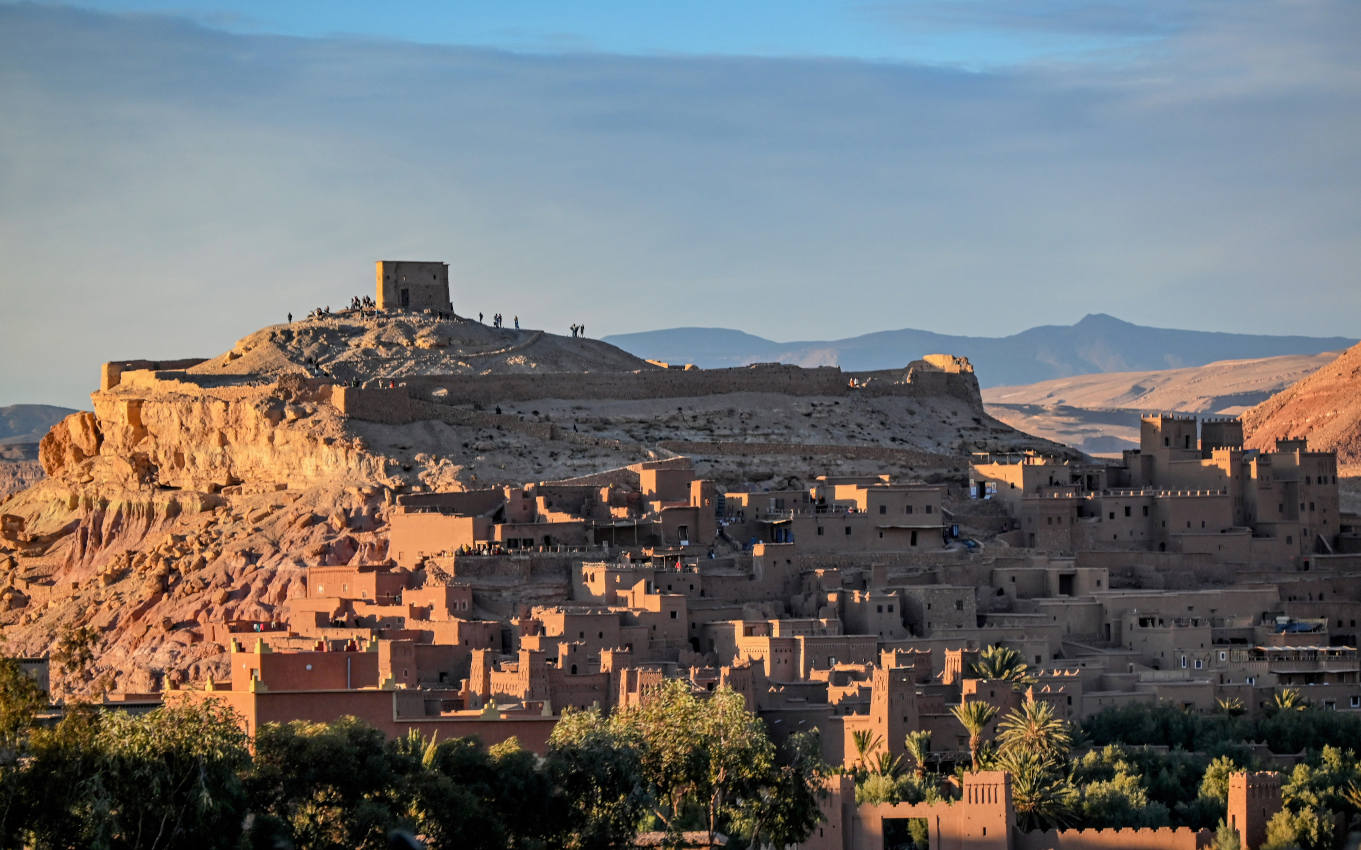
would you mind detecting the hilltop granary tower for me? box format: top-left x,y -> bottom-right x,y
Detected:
376,260 -> 452,312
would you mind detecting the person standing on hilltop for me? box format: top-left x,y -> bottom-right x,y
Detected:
514,315 -> 520,329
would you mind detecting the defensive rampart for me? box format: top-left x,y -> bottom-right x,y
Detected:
1015,827 -> 1213,849
657,440 -> 960,468
393,360 -> 979,406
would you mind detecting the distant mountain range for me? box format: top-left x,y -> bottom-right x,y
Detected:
603,314 -> 1357,388
0,404 -> 76,444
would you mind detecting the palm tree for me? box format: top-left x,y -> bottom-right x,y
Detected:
1215,696 -> 1245,716
851,729 -> 883,772
996,748 -> 1077,832
950,700 -> 999,772
1273,687 -> 1308,712
970,645 -> 1031,683
996,695 -> 1072,762
872,751 -> 904,778
904,730 -> 932,779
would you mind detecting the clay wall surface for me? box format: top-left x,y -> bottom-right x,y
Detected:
375,261 -> 452,312
662,439 -> 958,467
306,566 -> 406,602
797,635 -> 879,677
384,360 -> 981,407
101,358 -> 209,390
402,583 -> 474,618
1015,827 -> 1212,849
170,688 -> 554,752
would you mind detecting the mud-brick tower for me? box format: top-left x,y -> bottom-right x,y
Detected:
1228,771 -> 1282,850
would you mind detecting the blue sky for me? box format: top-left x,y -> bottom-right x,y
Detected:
19,0 -> 1162,67
2,1 -> 1360,407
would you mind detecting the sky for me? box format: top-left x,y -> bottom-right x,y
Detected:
2,1 -> 1360,408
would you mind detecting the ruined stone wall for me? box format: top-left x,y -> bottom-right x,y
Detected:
392,360 -> 981,407
101,359 -> 209,391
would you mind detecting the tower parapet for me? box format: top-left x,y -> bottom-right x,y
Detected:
376,260 -> 452,312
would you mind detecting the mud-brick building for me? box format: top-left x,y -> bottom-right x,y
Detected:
375,260 -> 452,312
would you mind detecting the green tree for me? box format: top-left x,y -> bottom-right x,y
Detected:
1212,817 -> 1242,850
1215,697 -> 1245,716
51,625 -> 98,685
617,680 -> 820,847
0,655 -> 45,754
1079,771 -> 1169,828
949,700 -> 998,772
996,695 -> 1072,762
1272,688 -> 1308,713
856,773 -> 898,805
1199,755 -> 1243,805
408,736 -> 520,850
728,730 -> 826,849
22,699 -> 249,850
850,729 -> 883,774
486,737 -> 564,849
995,748 -> 1076,832
545,706 -> 645,850
970,645 -> 1031,683
904,731 -> 932,780
247,715 -> 409,850
1262,805 -> 1334,850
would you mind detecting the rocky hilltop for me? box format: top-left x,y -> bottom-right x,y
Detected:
1245,341 -> 1361,470
0,309 -> 1062,697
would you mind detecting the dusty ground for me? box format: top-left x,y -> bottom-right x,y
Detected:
191,311 -> 654,382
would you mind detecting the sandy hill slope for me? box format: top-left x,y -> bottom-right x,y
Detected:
983,352 -> 1337,414
0,310 -> 1064,698
191,312 -> 655,382
1244,342 -> 1361,469
981,352 -> 1336,455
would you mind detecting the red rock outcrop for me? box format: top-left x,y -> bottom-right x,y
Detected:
1244,341 -> 1361,468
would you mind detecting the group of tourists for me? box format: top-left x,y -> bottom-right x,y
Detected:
456,543 -> 509,556
485,313 -> 517,329
290,294 -> 377,324
569,323 -> 587,338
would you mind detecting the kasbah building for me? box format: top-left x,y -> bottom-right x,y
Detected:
106,263 -> 1356,848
